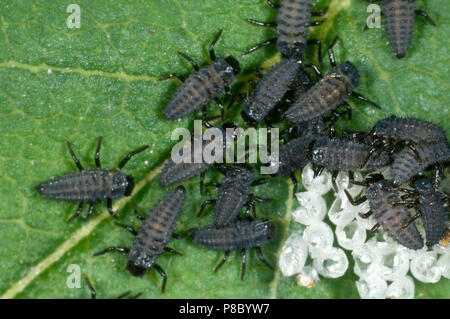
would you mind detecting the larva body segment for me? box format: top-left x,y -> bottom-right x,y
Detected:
193,219 -> 275,251
311,136 -> 390,172
296,117 -> 326,138
285,66 -> 312,104
159,160 -> 210,187
391,142 -> 450,186
373,115 -> 447,144
159,137 -> 213,187
275,133 -> 317,177
159,126 -> 234,188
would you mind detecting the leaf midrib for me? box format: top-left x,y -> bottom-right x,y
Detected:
0,60 -> 159,82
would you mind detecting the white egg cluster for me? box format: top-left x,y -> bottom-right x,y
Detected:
278,163 -> 449,299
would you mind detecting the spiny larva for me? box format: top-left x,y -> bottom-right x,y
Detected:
161,30 -> 240,121
35,136 -> 149,222
283,36 -> 381,125
197,165 -> 271,227
401,177 -> 448,247
365,0 -> 436,58
193,219 -> 275,279
242,58 -> 304,124
345,178 -> 424,250
93,186 -> 186,293
244,0 -> 327,58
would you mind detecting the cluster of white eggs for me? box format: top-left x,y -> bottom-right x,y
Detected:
278,163 -> 449,298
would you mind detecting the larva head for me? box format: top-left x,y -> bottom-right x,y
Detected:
413,177 -> 434,192
126,261 -> 147,277
297,118 -> 326,139
252,219 -> 276,246
262,219 -> 276,240
212,57 -> 241,87
366,179 -> 391,201
228,164 -> 255,183
395,51 -> 406,59
35,182 -> 48,196
224,55 -> 241,76
241,106 -> 260,126
110,171 -> 135,198
311,148 -> 324,165
277,40 -> 306,59
311,136 -> 331,166
373,115 -> 397,137
338,61 -> 360,88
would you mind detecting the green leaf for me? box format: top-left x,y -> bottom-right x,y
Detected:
0,0 -> 448,299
